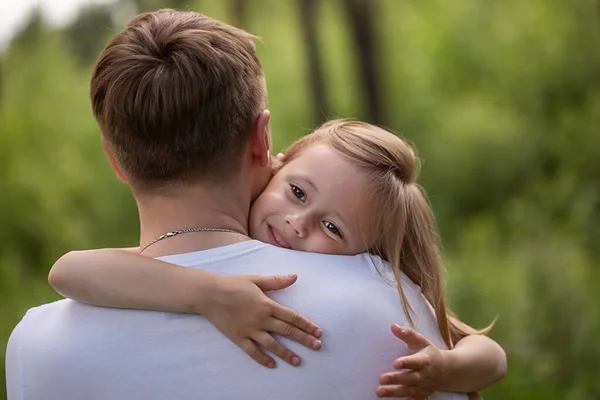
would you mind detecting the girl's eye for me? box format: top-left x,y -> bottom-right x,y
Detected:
323,221 -> 343,238
290,184 -> 306,202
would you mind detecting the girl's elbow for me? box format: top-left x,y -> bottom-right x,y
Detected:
48,251 -> 80,294
494,346 -> 508,383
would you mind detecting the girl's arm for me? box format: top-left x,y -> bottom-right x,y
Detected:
376,324 -> 506,398
50,250 -> 216,314
49,250 -> 323,368
437,333 -> 506,391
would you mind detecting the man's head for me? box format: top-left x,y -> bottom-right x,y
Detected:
91,10 -> 271,195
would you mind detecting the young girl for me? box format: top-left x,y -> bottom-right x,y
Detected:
50,120 -> 505,398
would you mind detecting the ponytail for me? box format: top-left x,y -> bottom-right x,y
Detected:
390,182 -> 493,349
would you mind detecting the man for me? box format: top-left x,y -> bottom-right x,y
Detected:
6,10 -> 501,400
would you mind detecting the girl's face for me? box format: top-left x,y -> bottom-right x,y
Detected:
249,144 -> 377,255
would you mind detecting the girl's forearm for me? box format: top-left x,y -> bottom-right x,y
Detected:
439,334 -> 507,392
49,250 -> 221,314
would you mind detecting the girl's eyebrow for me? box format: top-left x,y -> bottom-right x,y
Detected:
289,174 -> 318,193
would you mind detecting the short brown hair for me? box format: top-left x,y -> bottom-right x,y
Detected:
91,9 -> 266,188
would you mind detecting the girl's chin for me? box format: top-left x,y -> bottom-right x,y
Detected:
253,233 -> 268,244
247,224 -> 266,243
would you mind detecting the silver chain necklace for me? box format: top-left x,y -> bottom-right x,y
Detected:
139,227 -> 242,254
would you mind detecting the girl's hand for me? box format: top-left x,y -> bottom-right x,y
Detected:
376,324 -> 447,399
203,273 -> 323,369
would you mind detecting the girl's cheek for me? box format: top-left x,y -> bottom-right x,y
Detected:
273,188 -> 290,205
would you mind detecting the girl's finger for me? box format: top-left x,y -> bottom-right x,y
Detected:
272,303 -> 322,338
376,385 -> 433,399
237,337 -> 276,369
379,370 -> 421,386
394,352 -> 429,370
251,274 -> 297,292
266,319 -> 322,350
391,324 -> 432,348
375,384 -> 415,398
253,331 -> 301,367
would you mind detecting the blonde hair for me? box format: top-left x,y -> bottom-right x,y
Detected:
280,119 -> 493,348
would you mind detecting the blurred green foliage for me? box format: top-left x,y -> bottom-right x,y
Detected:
1,0 -> 600,398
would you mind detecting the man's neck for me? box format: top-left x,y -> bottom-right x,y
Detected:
135,181 -> 252,257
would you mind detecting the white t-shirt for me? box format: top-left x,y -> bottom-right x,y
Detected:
6,240 -> 466,400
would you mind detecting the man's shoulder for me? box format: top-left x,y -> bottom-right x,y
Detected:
12,299 -> 67,325
8,298 -> 148,342
8,299 -> 74,339
283,251 -> 420,292
6,299 -> 70,365
24,298 -> 72,314
246,247 -> 396,284
276,248 -> 375,266
159,240 -> 386,276
259,246 -> 386,271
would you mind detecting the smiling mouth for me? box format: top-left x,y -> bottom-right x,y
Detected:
267,224 -> 293,249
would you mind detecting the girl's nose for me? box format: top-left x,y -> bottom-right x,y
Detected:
285,214 -> 307,238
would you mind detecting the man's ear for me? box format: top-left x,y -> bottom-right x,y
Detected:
250,109 -> 272,167
102,138 -> 128,183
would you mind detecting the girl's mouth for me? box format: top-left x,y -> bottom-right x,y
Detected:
267,224 -> 293,249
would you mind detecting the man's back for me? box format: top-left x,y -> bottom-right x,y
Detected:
6,241 -> 465,400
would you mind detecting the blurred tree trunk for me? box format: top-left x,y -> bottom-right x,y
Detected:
342,0 -> 384,125
64,5 -> 115,65
11,9 -> 44,49
229,0 -> 248,28
297,0 -> 329,125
